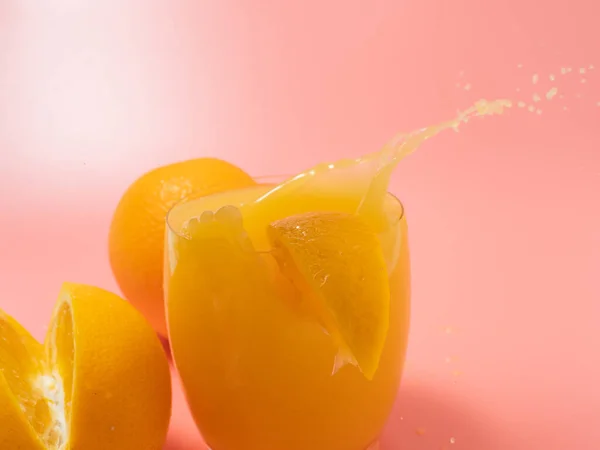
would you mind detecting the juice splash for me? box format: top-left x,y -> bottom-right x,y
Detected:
241,98 -> 512,244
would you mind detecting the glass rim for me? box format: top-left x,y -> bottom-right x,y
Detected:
166,174 -> 405,241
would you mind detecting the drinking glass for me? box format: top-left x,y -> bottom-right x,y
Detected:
164,177 -> 410,450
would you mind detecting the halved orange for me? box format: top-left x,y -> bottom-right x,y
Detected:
0,283 -> 171,449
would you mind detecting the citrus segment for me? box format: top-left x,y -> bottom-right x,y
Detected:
0,310 -> 49,449
267,212 -> 390,380
109,157 -> 256,335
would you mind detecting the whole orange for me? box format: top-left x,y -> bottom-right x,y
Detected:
108,158 -> 255,336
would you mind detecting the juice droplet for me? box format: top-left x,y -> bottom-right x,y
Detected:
546,87 -> 558,100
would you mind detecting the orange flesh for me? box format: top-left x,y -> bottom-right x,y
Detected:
48,302 -> 74,438
0,312 -> 64,448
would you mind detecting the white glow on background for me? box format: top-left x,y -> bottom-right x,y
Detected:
0,1 -> 393,202
2,4 -> 179,167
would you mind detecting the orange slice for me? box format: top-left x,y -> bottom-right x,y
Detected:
0,283 -> 171,449
267,212 -> 390,380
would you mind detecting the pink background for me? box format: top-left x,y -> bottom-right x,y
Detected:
1,1 -> 599,449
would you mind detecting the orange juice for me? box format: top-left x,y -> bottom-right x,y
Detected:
166,181 -> 408,450
165,99 -> 511,450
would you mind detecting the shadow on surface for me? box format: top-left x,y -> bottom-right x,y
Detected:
162,380 -> 514,450
380,382 -> 511,450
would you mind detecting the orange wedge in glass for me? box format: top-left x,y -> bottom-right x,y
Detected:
268,211 -> 390,380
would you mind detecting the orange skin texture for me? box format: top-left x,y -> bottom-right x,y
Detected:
54,283 -> 172,449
